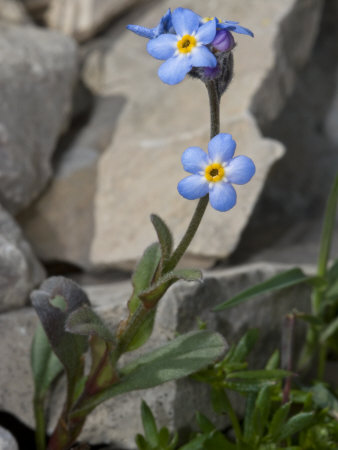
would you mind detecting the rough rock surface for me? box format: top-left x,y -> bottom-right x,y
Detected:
0,206 -> 45,312
0,263 -> 311,447
0,24 -> 78,214
0,0 -> 31,24
19,0 -> 324,270
45,0 -> 149,42
0,426 -> 19,450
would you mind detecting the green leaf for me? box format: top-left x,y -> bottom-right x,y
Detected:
243,392 -> 257,442
255,386 -> 271,434
316,174 -> 338,278
320,316 -> 338,343
279,412 -> 316,441
265,350 -> 280,370
310,383 -> 338,418
269,402 -> 291,439
135,434 -> 149,450
76,331 -> 227,412
227,369 -> 290,380
226,379 -> 276,393
225,329 -> 259,364
139,269 -> 202,307
214,268 -> 317,311
31,323 -> 64,400
125,310 -> 156,352
151,214 -> 173,264
140,401 -> 158,448
129,243 -> 162,314
195,412 -> 216,434
30,277 -> 90,393
65,305 -> 116,343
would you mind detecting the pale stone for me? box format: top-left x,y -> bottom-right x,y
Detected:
0,263 -> 311,447
0,426 -> 19,450
0,206 -> 45,312
45,0 -> 149,42
19,0 -> 328,269
0,0 -> 31,24
0,25 -> 77,214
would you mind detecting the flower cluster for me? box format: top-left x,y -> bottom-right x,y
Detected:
178,134 -> 255,212
127,7 -> 253,85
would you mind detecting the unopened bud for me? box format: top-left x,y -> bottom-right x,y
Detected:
211,30 -> 235,53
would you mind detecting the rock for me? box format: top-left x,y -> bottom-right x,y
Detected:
0,426 -> 18,450
0,263 -> 311,447
19,0 -> 329,270
0,24 -> 78,214
20,0 -> 50,16
0,206 -> 45,312
0,0 -> 31,24
44,0 -> 149,42
325,69 -> 338,145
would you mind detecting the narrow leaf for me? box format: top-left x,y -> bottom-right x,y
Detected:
76,331 -> 227,412
228,369 -> 290,380
139,269 -> 202,306
279,412 -> 316,441
225,329 -> 259,363
151,214 -> 173,263
140,401 -> 158,447
214,268 -> 316,311
269,402 -> 291,439
316,174 -> 338,278
320,316 -> 338,343
125,310 -> 156,352
66,305 -> 116,343
129,243 -> 162,314
31,323 -> 64,400
226,379 -> 276,393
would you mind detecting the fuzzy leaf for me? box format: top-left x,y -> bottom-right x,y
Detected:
151,214 -> 173,263
140,401 -> 158,447
66,305 -> 116,343
76,331 -> 227,412
228,369 -> 290,380
269,402 -> 291,439
31,323 -> 64,400
226,379 -> 276,393
125,310 -> 156,352
225,328 -> 259,363
214,268 -> 318,311
30,277 -> 90,390
279,412 -> 316,441
139,269 -> 202,306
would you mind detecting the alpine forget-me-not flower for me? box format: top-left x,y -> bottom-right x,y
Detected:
178,134 -> 255,212
127,9 -> 173,39
146,8 -> 217,85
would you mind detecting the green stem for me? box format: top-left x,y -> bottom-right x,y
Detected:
222,390 -> 242,442
164,81 -> 221,273
34,396 -> 46,450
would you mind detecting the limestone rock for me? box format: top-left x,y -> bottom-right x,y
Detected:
0,24 -> 78,214
0,0 -> 31,24
0,206 -> 45,312
45,0 -> 149,42
19,0 -> 328,269
0,426 -> 19,450
0,263 -> 311,447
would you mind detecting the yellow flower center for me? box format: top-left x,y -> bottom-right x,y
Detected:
205,162 -> 225,182
177,34 -> 197,54
203,17 -> 215,23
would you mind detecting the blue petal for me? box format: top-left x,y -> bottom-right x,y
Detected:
208,133 -> 236,163
147,34 -> 177,60
191,46 -> 217,68
157,9 -> 173,35
195,19 -> 216,44
172,8 -> 200,36
178,175 -> 209,200
209,182 -> 236,211
226,155 -> 255,184
158,56 -> 191,85
182,147 -> 208,173
127,24 -> 155,39
219,22 -> 254,37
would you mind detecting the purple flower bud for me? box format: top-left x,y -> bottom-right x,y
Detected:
211,29 -> 235,52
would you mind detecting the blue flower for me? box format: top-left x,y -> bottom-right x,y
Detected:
146,8 -> 217,85
127,9 -> 173,39
217,20 -> 254,37
177,134 -> 255,212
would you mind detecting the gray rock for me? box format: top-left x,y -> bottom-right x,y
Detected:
0,205 -> 45,312
0,263 -> 312,447
0,426 -> 18,450
45,0 -> 149,42
0,24 -> 78,214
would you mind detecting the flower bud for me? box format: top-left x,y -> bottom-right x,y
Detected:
211,29 -> 235,53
